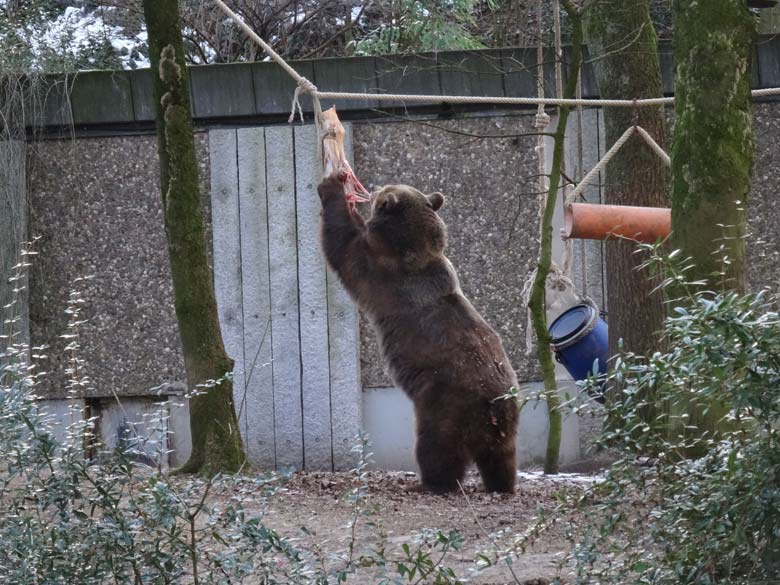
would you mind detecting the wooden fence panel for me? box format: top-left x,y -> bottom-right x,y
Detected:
265,126 -> 304,469
327,125 -> 363,470
237,127 -> 276,468
294,124 -> 334,470
209,123 -> 362,471
209,129 -> 247,448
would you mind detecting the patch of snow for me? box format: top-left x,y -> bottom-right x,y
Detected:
288,10 -> 307,26
516,471 -> 604,484
200,44 -> 217,64
24,6 -> 149,69
337,5 -> 365,26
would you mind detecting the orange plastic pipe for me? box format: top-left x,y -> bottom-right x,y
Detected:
563,202 -> 671,243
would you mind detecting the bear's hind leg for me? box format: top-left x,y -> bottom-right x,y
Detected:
473,442 -> 517,494
415,425 -> 467,494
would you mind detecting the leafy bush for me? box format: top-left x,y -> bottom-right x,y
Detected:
560,246 -> 780,584
1,344 -> 471,583
0,267 -> 470,584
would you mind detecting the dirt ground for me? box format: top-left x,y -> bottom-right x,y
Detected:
240,468 -> 603,584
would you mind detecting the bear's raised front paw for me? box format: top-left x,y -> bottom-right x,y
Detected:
317,175 -> 345,202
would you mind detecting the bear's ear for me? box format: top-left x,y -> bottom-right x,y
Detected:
427,192 -> 445,211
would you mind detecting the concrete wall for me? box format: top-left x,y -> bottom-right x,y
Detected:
20,103 -> 780,469
26,135 -> 210,399
748,103 -> 780,294
0,141 -> 28,353
364,383 -> 581,470
22,114 -> 572,469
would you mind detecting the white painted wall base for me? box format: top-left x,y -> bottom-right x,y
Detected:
37,394 -> 192,468
37,379 -> 587,472
37,398 -> 86,448
362,382 -> 582,471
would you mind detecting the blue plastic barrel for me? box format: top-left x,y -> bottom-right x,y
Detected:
548,302 -> 609,381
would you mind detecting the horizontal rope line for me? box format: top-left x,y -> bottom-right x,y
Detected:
315,87 -> 780,108
315,91 -> 673,107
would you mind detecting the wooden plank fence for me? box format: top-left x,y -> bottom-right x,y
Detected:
209,123 -> 361,471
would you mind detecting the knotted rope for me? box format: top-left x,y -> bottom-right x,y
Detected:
289,77 -> 319,124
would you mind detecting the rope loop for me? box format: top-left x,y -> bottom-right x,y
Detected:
288,76 -> 319,123
534,110 -> 551,129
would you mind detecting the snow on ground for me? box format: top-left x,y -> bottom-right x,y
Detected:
24,6 -> 149,69
516,470 -> 604,484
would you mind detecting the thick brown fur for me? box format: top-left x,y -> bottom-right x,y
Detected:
318,176 -> 519,493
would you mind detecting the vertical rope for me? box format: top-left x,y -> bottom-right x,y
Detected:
551,0 -> 574,282
524,0 -> 551,357
576,72 -> 588,297
561,69 -> 581,277
534,0 -> 549,194
553,0 -> 564,100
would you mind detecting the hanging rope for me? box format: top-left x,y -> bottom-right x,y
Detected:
212,0 -> 324,130
565,124 -> 670,208
522,0 -> 582,358
634,126 -> 672,167
553,0 -> 574,278
575,71 -> 587,297
553,0 -> 564,102
525,0 -> 551,357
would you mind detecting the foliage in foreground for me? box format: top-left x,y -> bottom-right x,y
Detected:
0,278 -> 468,584
0,347 -> 470,583
553,245 -> 780,584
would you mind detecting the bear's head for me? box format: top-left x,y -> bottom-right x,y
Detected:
367,184 -> 447,268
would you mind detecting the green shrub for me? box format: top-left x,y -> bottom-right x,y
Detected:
563,246 -> 780,584
0,279 -> 467,584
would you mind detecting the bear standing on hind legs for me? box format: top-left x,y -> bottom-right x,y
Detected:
318,175 -> 519,494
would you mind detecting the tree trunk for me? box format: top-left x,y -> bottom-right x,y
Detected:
529,3 -> 583,475
142,0 -> 246,474
670,0 -> 755,453
584,0 -> 669,362
671,0 -> 755,293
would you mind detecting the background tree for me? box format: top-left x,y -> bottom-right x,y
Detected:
583,2 -> 669,359
8,1 -> 682,66
670,0 -> 755,293
669,0 -> 756,451
142,0 -> 246,474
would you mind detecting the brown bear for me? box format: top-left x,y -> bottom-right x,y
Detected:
318,175 -> 519,493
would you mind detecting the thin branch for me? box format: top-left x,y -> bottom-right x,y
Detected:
300,2 -> 370,59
